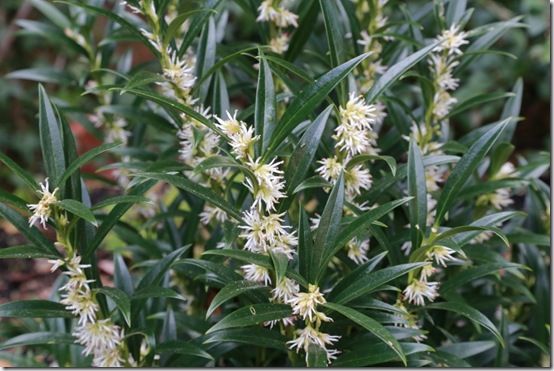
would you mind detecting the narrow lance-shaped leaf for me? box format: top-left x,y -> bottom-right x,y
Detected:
255,55 -> 276,155
313,173 -> 344,284
434,120 -> 508,225
408,139 -> 427,250
38,84 -> 66,186
205,304 -> 291,334
323,302 -> 407,366
206,280 -> 266,318
56,199 -> 97,226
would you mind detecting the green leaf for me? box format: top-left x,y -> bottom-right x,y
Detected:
206,280 -> 266,318
306,343 -> 328,367
451,211 -> 524,245
202,249 -> 307,287
426,301 -> 504,346
204,327 -> 288,351
500,78 -> 523,141
313,173 -> 344,283
447,92 -> 515,118
205,304 -> 291,334
293,176 -> 331,194
365,41 -> 439,103
320,0 -> 344,68
38,84 -> 66,186
157,340 -> 213,360
0,203 -> 58,256
57,142 -> 121,188
270,250 -> 289,285
285,0 -> 319,61
134,172 -> 242,221
326,198 -> 412,266
331,263 -> 427,304
137,246 -> 189,290
330,251 -> 388,298
0,151 -> 39,190
255,55 -> 276,154
334,342 -> 431,367
92,195 -> 151,211
85,179 -> 156,256
266,53 -> 370,158
434,120 -> 508,225
0,332 -> 75,351
445,0 -> 467,27
163,9 -> 215,47
29,0 -> 70,28
195,16 -> 216,101
429,225 -> 510,248
439,262 -> 523,295
0,300 -> 72,318
284,106 -> 332,199
440,340 -> 495,359
489,142 -> 515,177
6,67 -> 72,84
194,155 -> 250,175
178,0 -> 223,55
408,139 -> 427,250
132,286 -> 187,302
0,244 -> 57,259
56,199 -> 97,226
346,154 -> 397,176
323,302 -> 406,365
96,287 -> 131,327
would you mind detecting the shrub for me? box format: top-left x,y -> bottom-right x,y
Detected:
0,0 -> 550,367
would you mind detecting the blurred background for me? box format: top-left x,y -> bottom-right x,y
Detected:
0,0 -> 550,300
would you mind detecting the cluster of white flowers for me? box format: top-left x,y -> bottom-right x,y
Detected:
215,111 -> 258,160
27,178 -> 59,229
50,253 -> 124,367
286,284 -> 340,363
430,24 -> 469,120
257,0 -> 298,54
477,162 -> 517,210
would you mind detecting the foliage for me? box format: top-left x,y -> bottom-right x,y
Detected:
0,0 -> 550,367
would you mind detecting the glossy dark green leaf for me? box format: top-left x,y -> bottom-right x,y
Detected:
204,327 -> 288,351
408,139 -> 427,250
440,262 -> 524,295
196,16 -> 216,101
292,176 -> 331,194
0,332 -> 75,351
346,154 -> 397,176
426,301 -> 504,346
0,244 -> 57,259
38,84 -> 66,186
331,263 -> 426,304
137,246 -> 189,290
205,304 -> 291,334
135,172 -> 242,221
284,106 -> 332,199
56,199 -> 97,226
0,300 -> 71,318
6,67 -> 72,84
313,173 -> 344,283
132,286 -> 187,302
96,287 -> 131,327
306,343 -> 328,367
447,92 -> 514,118
206,280 -> 266,318
434,120 -> 508,225
92,195 -> 151,211
157,340 -> 213,360
255,55 -> 276,154
0,151 -> 39,190
323,302 -> 406,365
0,203 -> 58,256
57,142 -> 121,188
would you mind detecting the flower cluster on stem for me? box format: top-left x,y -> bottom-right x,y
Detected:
257,0 -> 298,54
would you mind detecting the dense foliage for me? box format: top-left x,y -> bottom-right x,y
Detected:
0,0 -> 550,367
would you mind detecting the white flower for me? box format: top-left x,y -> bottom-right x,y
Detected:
403,279 -> 439,306
92,346 -> 124,367
401,240 -> 412,256
427,245 -> 457,267
59,255 -> 93,292
429,54 -> 459,91
477,188 -> 514,210
317,156 -> 343,183
432,90 -> 457,118
271,277 -> 300,302
257,0 -> 298,28
140,28 -> 163,53
163,47 -> 196,92
199,205 -> 227,225
106,118 -> 131,145
345,165 -> 372,198
339,92 -> 376,131
425,165 -> 444,192
346,238 -> 370,265
372,101 -> 388,127
60,288 -> 99,325
287,284 -> 331,323
257,0 -> 279,23
48,258 -> 65,272
427,195 -> 437,226
73,319 -> 123,356
274,8 -> 298,28
419,263 -> 437,281
27,178 -> 59,229
215,111 -> 259,159
242,264 -> 271,285
239,208 -> 297,259
495,162 -> 517,179
245,157 -> 286,212
269,33 -> 290,54
433,24 -> 469,56
286,325 -> 341,364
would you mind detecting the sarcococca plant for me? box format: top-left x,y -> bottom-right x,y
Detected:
0,0 -> 550,367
